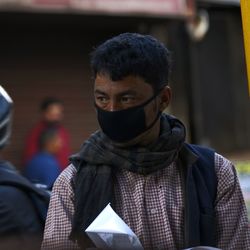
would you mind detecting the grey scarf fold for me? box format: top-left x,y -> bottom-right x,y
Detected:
69,114 -> 186,248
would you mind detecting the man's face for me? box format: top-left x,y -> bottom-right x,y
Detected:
94,74 -> 171,146
43,104 -> 64,123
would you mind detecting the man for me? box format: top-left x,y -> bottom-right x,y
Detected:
23,97 -> 71,171
42,33 -> 250,250
0,85 -> 50,250
24,127 -> 62,189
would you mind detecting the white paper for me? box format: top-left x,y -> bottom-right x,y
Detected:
85,204 -> 144,250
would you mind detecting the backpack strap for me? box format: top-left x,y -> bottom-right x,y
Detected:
181,143 -> 217,248
187,144 -> 217,203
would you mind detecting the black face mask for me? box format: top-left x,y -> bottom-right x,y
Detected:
95,91 -> 162,142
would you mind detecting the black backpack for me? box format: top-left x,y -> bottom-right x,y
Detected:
0,161 -> 50,229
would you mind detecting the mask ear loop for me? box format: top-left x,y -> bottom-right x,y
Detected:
140,85 -> 167,108
143,109 -> 162,135
141,86 -> 167,134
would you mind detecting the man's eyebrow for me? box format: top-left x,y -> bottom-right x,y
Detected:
94,89 -> 107,95
117,90 -> 137,96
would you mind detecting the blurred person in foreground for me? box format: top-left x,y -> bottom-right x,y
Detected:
24,127 -> 62,190
0,85 -> 49,250
42,33 -> 250,250
23,97 -> 71,171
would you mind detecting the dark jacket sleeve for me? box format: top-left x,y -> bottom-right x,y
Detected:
0,186 -> 43,250
0,196 -> 19,234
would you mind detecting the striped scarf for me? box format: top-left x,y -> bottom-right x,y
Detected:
69,114 -> 186,248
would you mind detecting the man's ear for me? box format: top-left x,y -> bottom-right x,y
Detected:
160,86 -> 171,111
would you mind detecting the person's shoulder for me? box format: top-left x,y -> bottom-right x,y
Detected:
29,152 -> 46,161
37,153 -> 58,165
214,153 -> 234,171
214,153 -> 236,186
0,184 -> 23,198
0,184 -> 33,208
0,164 -> 32,203
0,185 -> 30,231
26,153 -> 51,167
53,164 -> 77,190
47,154 -> 61,168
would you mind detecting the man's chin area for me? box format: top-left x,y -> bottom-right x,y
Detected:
101,119 -> 161,148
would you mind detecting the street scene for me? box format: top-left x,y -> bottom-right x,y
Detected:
0,0 -> 249,249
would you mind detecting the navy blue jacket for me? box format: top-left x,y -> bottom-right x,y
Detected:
0,161 -> 46,250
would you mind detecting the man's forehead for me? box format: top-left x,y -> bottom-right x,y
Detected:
95,74 -> 150,86
94,76 -> 154,98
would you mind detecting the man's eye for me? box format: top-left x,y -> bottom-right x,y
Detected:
96,96 -> 108,103
121,96 -> 135,103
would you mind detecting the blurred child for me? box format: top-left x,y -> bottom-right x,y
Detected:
24,128 -> 62,189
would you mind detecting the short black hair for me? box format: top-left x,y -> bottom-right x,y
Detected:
40,97 -> 63,112
38,127 -> 58,150
90,33 -> 171,92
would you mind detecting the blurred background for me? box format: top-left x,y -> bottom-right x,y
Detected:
0,0 -> 249,215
